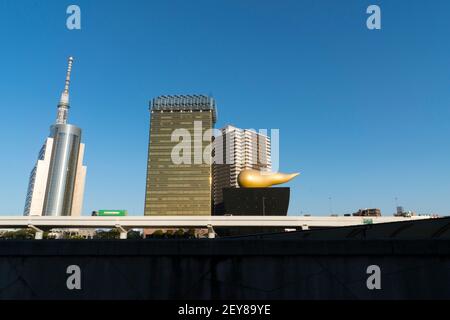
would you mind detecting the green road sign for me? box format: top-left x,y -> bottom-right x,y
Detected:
97,210 -> 127,216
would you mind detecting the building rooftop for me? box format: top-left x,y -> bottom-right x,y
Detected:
150,95 -> 217,122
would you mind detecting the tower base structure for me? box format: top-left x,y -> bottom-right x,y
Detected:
214,187 -> 290,216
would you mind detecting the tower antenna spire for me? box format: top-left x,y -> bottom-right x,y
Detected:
63,56 -> 74,94
56,56 -> 74,124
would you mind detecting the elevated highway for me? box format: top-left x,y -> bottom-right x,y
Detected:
0,215 -> 431,239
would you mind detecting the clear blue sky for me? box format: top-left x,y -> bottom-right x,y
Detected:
0,0 -> 449,216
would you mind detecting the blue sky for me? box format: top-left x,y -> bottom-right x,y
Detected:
0,0 -> 449,216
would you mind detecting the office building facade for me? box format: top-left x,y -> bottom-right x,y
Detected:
213,125 -> 271,210
24,57 -> 87,216
145,95 -> 216,215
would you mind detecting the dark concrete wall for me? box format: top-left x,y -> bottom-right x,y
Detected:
0,239 -> 449,300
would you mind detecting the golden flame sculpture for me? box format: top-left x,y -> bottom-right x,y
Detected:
237,169 -> 300,188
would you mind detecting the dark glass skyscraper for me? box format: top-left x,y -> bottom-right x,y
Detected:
145,95 -> 216,216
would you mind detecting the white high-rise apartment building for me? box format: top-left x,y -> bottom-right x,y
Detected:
24,138 -> 53,216
212,125 -> 271,209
